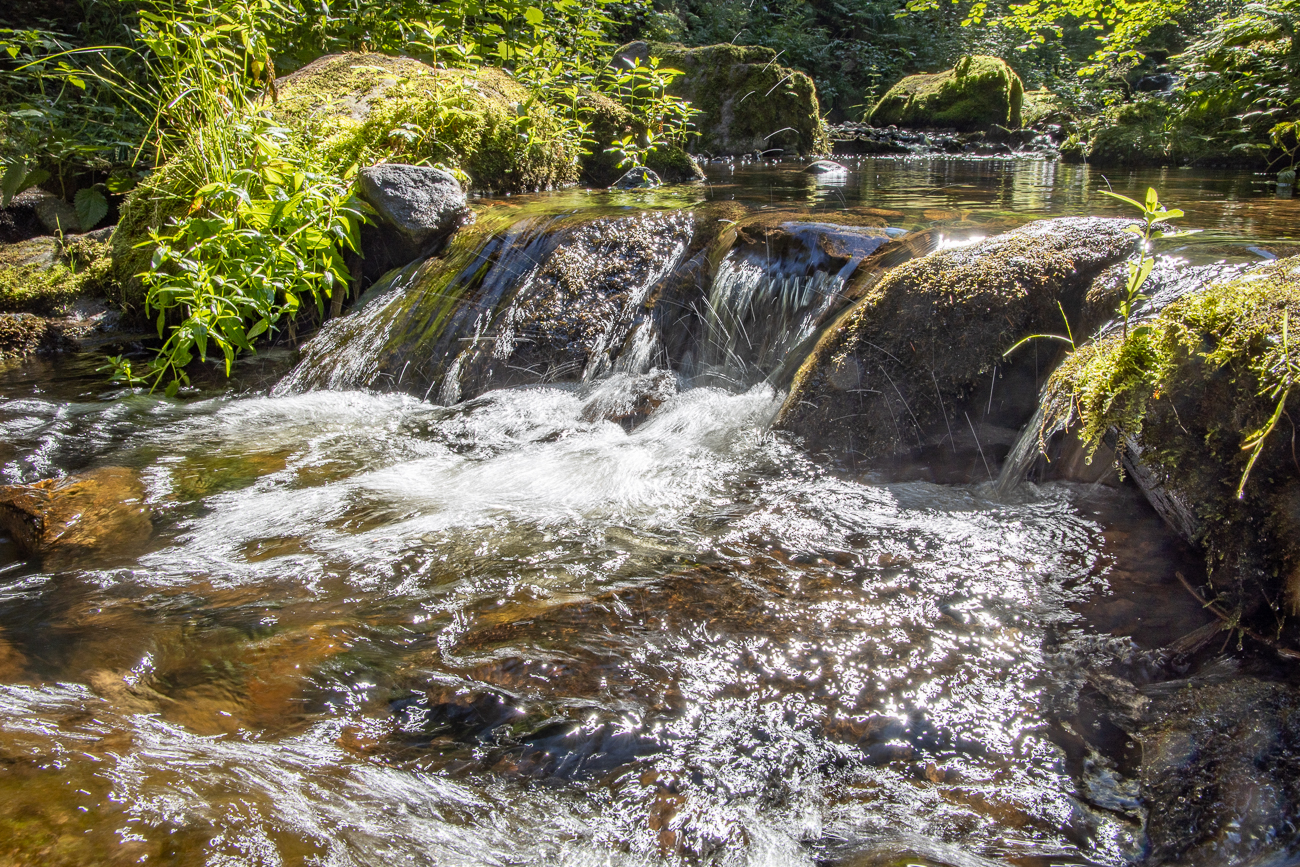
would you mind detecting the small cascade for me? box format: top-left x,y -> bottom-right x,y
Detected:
993,400 -> 1062,495
276,211 -> 694,403
278,208 -> 905,405
687,222 -> 900,388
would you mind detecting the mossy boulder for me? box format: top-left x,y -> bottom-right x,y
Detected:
774,217 -> 1139,478
0,234 -> 111,315
113,52 -> 585,310
611,42 -> 828,156
868,55 -> 1024,132
270,53 -> 582,193
1044,256 -> 1300,644
577,90 -> 704,186
1085,99 -> 1172,166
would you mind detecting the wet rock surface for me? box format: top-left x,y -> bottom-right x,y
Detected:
1137,676 -> 1300,865
611,166 -> 663,189
827,121 -> 1057,157
775,217 -> 1139,477
0,466 -> 151,562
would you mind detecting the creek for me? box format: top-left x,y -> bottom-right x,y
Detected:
0,156 -> 1297,866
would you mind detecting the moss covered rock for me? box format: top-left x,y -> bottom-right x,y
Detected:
774,217 -> 1139,477
113,52 -> 585,310
578,90 -> 704,186
271,53 -> 582,193
1085,99 -> 1172,166
1,234 -> 111,315
1044,256 -> 1300,642
868,55 -> 1024,132
612,42 -> 828,156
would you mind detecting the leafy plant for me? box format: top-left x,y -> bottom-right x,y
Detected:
1238,310 -> 1299,496
110,117 -> 366,395
601,56 -> 697,168
1099,185 -> 1185,338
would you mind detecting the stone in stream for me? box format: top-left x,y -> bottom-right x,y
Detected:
868,55 -> 1024,132
355,163 -> 473,280
774,217 -> 1140,480
611,41 -> 828,156
610,166 -> 662,189
0,467 -> 151,562
804,159 -> 848,175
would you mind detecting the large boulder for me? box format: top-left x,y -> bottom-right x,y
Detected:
611,42 -> 828,156
868,55 -> 1024,132
271,53 -> 582,193
1043,256 -> 1300,641
774,217 -> 1139,478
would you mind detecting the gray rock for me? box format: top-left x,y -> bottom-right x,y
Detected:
356,164 -> 469,249
354,164 -> 473,281
804,160 -> 847,175
31,191 -> 80,235
610,167 -> 662,190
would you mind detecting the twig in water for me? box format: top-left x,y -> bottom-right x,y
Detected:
930,368 -> 956,454
965,411 -> 993,481
1175,571 -> 1300,660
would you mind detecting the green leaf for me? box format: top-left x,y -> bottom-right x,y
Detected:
524,6 -> 546,25
74,188 -> 109,230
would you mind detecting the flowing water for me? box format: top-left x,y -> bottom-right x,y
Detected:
0,157 -> 1292,866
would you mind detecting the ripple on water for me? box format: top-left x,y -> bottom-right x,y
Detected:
0,371 -> 1206,865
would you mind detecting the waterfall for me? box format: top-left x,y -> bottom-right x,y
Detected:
277,210 -> 905,404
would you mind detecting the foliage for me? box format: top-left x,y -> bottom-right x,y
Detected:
108,117 -> 366,395
1099,186 -> 1186,337
601,56 -> 696,168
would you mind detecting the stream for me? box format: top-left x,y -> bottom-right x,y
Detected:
1,156 -> 1297,866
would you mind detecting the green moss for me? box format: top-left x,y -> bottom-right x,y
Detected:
1045,256 -> 1300,618
0,236 -> 111,314
271,53 -> 581,192
613,42 -> 828,156
109,151 -> 203,312
868,55 -> 1024,132
1085,99 -> 1172,166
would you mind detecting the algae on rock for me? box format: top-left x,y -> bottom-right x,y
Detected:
868,55 -> 1024,132
774,217 -> 1139,477
1043,256 -> 1300,632
612,42 -> 828,156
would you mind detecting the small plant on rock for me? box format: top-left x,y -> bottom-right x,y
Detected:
1100,185 -> 1187,338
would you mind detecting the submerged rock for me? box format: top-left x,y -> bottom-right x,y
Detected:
610,166 -> 662,189
612,41 -> 828,156
0,467 -> 151,561
804,160 -> 848,175
774,217 -> 1139,477
868,55 -> 1024,132
1138,676 -> 1300,865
